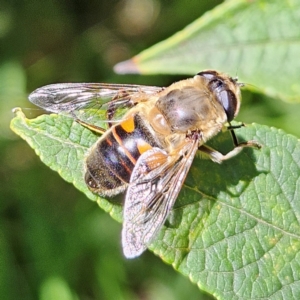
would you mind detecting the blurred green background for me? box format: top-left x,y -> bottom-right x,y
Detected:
1,1 -> 300,299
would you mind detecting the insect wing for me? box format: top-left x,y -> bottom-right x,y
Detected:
29,83 -> 162,122
122,140 -> 199,258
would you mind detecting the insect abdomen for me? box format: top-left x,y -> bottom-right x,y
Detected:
85,113 -> 160,196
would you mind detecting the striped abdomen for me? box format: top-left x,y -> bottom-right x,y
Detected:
85,113 -> 160,196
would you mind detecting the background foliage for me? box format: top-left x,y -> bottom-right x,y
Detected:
2,0 -> 300,299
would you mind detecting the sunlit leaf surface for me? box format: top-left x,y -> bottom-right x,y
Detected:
11,108 -> 300,299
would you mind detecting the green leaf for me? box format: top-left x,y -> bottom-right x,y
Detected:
114,0 -> 300,103
10,108 -> 300,299
10,108 -> 123,222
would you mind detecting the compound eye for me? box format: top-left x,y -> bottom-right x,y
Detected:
209,78 -> 224,91
218,90 -> 237,122
197,70 -> 239,121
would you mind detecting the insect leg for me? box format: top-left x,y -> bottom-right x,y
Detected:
198,138 -> 261,164
228,126 -> 261,149
106,103 -> 118,128
76,119 -> 106,134
107,91 -> 135,127
227,123 -> 245,131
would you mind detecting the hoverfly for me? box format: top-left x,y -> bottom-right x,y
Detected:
29,70 -> 260,258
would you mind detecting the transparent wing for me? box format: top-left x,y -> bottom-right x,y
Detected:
29,83 -> 162,122
122,138 -> 199,258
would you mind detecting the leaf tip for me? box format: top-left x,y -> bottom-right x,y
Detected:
10,107 -> 27,133
12,107 -> 25,117
113,58 -> 140,74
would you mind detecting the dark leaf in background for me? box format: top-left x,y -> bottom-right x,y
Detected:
115,0 -> 300,102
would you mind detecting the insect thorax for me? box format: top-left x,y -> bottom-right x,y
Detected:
155,85 -> 227,136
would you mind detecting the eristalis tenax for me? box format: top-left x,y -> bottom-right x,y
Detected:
29,70 -> 260,258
